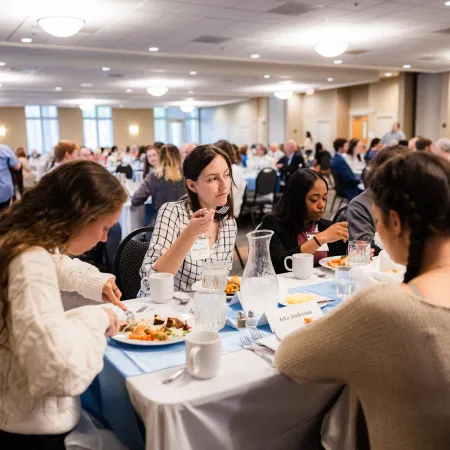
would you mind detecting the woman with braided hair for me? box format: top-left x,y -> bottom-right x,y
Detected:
275,152 -> 450,450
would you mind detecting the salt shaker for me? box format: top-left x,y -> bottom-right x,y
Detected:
236,311 -> 247,328
246,309 -> 257,328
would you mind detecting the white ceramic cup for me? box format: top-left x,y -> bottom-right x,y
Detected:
284,253 -> 314,279
185,331 -> 221,379
141,272 -> 174,304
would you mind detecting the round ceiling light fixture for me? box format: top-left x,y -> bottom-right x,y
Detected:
274,90 -> 293,100
79,103 -> 96,112
180,104 -> 195,113
314,41 -> 349,58
147,86 -> 168,97
38,17 -> 85,38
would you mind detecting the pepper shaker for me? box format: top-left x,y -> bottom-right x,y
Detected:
236,311 -> 247,328
246,309 -> 257,328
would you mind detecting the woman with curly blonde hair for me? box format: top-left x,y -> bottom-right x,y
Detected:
0,160 -> 128,448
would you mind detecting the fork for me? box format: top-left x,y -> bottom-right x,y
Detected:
249,328 -> 265,345
240,336 -> 275,367
124,305 -> 147,323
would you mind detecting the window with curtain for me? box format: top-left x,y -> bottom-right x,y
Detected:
82,106 -> 114,149
153,107 -> 200,146
25,105 -> 60,154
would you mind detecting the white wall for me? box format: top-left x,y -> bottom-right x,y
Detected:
268,96 -> 286,144
199,100 -> 258,145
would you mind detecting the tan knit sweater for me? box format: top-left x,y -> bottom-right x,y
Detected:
275,283 -> 450,450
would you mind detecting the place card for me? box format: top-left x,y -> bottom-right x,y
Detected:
266,301 -> 324,340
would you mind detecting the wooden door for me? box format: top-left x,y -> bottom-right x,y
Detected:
351,115 -> 369,146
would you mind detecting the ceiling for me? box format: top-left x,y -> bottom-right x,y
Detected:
1,0 -> 450,108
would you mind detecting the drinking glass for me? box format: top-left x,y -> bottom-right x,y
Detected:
201,262 -> 228,291
335,266 -> 357,299
348,240 -> 371,266
194,290 -> 227,332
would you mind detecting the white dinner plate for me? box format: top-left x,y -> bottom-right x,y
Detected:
111,310 -> 194,347
318,256 -> 374,270
191,277 -> 241,300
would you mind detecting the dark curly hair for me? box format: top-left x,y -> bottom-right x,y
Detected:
370,152 -> 450,283
0,160 -> 128,342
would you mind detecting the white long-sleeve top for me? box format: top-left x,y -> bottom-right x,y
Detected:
0,247 -> 112,435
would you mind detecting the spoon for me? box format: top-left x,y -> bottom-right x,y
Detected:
173,292 -> 190,305
162,368 -> 185,384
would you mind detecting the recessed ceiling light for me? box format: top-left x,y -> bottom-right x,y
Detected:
385,72 -> 392,77
38,17 -> 84,37
445,1 -> 450,6
190,71 -> 197,75
264,74 -> 271,79
102,67 -> 110,72
55,87 -> 62,91
147,86 -> 168,97
80,83 -> 93,88
0,62 -> 5,66
21,38 -> 32,43
327,77 -> 334,82
274,91 -> 293,100
403,64 -> 411,69
126,89 -> 132,93
333,60 -> 343,65
250,54 -> 260,59
149,47 -> 159,52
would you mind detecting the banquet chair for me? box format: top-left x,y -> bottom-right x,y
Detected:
330,170 -> 348,214
114,226 -> 154,300
241,167 -> 277,228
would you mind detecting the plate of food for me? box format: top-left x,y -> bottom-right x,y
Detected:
191,276 -> 241,301
112,312 -> 193,346
319,255 -> 374,270
278,292 -> 336,308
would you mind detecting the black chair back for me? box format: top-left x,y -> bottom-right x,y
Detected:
114,226 -> 154,300
116,164 -> 133,179
331,169 -> 348,200
333,206 -> 348,224
320,154 -> 332,171
254,167 -> 277,198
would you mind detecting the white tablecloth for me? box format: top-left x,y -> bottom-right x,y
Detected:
124,273 -> 349,450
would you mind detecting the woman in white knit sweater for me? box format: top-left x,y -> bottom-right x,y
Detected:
276,152 -> 450,450
0,160 -> 128,449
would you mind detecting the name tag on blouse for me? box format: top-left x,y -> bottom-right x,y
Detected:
306,234 -> 329,252
191,235 -> 211,261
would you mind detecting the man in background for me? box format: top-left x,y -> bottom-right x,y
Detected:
268,142 -> 284,162
52,140 -> 79,168
179,143 -> 196,160
331,138 -> 362,201
381,122 -> 406,146
415,137 -> 433,152
0,144 -> 21,212
434,138 -> 450,160
276,139 -> 305,187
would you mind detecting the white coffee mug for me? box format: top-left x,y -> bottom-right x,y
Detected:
284,253 -> 314,279
141,272 -> 174,303
185,331 -> 221,379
